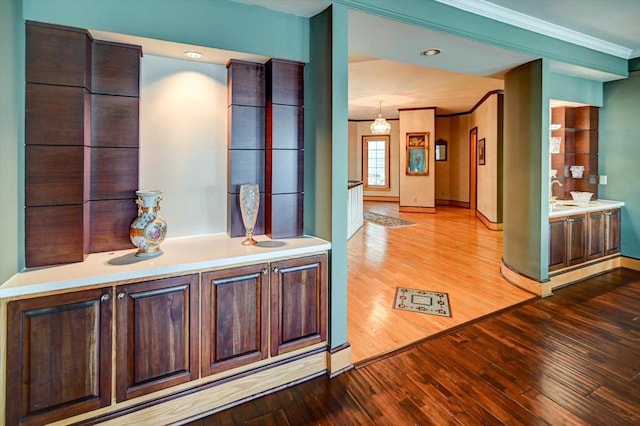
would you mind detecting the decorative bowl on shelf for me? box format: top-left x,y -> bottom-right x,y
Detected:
570,165 -> 585,178
570,191 -> 593,205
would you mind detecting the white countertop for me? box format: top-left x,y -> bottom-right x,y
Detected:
0,233 -> 331,299
549,199 -> 624,218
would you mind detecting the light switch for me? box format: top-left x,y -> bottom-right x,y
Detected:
599,175 -> 607,185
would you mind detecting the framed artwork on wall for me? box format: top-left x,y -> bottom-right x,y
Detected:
478,138 -> 486,165
406,132 -> 429,175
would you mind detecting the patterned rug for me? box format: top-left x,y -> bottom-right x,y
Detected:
393,287 -> 451,317
364,211 -> 416,228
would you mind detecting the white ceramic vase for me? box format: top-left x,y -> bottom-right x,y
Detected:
239,184 -> 260,246
129,190 -> 168,257
570,165 -> 585,178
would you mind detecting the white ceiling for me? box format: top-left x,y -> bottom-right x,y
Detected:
93,1 -> 640,120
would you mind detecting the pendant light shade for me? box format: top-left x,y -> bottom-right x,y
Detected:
370,101 -> 391,134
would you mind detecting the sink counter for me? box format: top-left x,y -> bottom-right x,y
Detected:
549,199 -> 624,218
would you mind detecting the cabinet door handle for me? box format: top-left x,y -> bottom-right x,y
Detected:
273,267 -> 279,273
117,292 -> 126,300
262,268 -> 269,275
566,218 -> 575,222
100,294 -> 110,303
604,211 -> 612,216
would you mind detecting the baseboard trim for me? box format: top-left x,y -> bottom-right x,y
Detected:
399,206 -> 435,213
435,199 -> 470,208
502,254 -> 626,297
476,210 -> 503,231
327,343 -> 353,377
363,196 -> 399,202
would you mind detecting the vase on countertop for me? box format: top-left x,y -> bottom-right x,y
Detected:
239,184 -> 260,246
130,190 -> 168,257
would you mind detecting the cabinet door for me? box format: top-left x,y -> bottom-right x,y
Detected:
605,209 -> 621,255
271,254 -> 327,356
566,214 -> 587,266
201,264 -> 269,376
6,288 -> 113,426
115,274 -> 199,402
549,217 -> 567,271
587,210 -> 605,260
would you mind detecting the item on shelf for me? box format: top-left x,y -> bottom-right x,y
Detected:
550,169 -> 558,178
570,191 -> 593,205
550,137 -> 561,153
570,165 -> 585,178
130,189 -> 168,257
239,184 -> 260,245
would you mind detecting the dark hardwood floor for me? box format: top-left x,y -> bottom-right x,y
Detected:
185,268 -> 640,425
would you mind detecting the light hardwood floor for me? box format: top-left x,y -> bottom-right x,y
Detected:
348,201 -> 536,364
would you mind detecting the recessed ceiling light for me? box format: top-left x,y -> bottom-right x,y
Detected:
420,49 -> 441,56
184,51 -> 203,59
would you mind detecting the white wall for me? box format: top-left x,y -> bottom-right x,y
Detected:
140,55 -> 227,237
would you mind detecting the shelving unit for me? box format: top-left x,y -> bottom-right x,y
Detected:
550,106 -> 599,200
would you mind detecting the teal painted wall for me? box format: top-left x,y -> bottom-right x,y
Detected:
549,73 -> 603,106
503,59 -> 549,281
23,0 -> 309,62
0,0 -> 24,282
600,70 -> 640,259
307,5 -> 349,348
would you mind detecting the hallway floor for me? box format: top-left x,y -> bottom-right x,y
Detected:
347,202 -> 535,364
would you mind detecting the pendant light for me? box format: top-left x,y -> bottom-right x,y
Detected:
370,100 -> 391,134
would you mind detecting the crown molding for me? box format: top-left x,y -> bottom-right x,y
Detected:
435,0 -> 633,59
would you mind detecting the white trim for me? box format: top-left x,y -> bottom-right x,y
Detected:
436,0 -> 633,59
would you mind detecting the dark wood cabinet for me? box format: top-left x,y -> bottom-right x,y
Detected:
201,264 -> 269,376
549,213 -> 586,271
588,208 -> 621,259
551,208 -> 620,272
115,274 -> 199,402
270,254 -> 327,356
201,253 -> 328,373
604,209 -> 621,255
6,288 -> 113,426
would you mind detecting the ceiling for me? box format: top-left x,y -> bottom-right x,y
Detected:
93,0 -> 640,120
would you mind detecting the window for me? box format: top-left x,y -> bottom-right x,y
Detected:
363,135 -> 390,190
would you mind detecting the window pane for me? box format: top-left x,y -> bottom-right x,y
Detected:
367,139 -> 386,186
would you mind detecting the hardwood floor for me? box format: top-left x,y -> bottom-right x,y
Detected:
186,267 -> 640,425
348,202 -> 534,364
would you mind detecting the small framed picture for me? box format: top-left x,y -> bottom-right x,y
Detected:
478,138 -> 486,166
406,132 -> 429,175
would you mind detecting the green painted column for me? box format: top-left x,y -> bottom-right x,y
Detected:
0,0 -> 24,281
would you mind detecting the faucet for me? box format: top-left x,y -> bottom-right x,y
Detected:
550,179 -> 563,204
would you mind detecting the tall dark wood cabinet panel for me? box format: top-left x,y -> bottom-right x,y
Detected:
587,210 -> 605,260
201,264 -> 269,376
227,60 -> 266,237
115,274 -> 199,402
549,217 -> 567,271
270,254 -> 327,356
265,59 -> 304,238
605,209 -> 621,255
89,40 -> 141,253
25,22 -> 141,265
25,22 -> 92,267
6,288 -> 113,426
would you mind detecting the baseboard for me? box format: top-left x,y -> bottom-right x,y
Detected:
363,196 -> 399,202
53,349 -> 328,426
502,254 -> 625,297
327,343 -> 353,377
435,199 -> 470,208
399,206 -> 436,213
476,210 -> 503,231
500,261 -> 550,297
